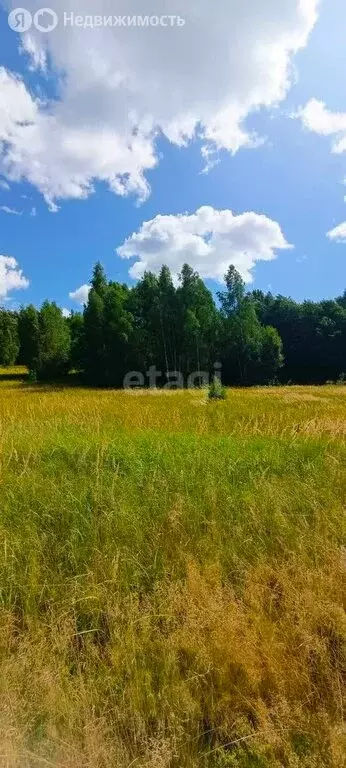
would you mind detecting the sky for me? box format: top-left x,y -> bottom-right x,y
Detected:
0,0 -> 346,312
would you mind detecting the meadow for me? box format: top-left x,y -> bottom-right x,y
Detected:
0,374 -> 345,767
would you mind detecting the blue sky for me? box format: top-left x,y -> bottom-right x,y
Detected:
0,0 -> 346,311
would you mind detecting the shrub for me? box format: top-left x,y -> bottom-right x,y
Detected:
208,375 -> 227,400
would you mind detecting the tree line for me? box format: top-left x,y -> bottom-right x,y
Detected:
0,262 -> 345,386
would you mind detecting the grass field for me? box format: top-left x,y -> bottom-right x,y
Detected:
0,374 -> 345,767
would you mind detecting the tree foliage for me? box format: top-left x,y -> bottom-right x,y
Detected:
0,309 -> 20,366
2,262 -> 346,386
18,302 -> 70,380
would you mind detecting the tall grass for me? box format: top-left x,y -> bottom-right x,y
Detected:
0,379 -> 345,766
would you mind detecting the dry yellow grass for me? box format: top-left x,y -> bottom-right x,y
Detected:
0,378 -> 345,767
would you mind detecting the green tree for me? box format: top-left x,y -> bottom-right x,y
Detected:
128,266 -> 180,381
84,265 -> 107,383
219,266 -> 283,385
36,302 -> 71,380
252,291 -> 346,383
14,262 -> 346,388
18,305 -> 40,373
68,312 -> 85,372
0,310 -> 19,366
103,282 -> 133,386
176,264 -> 219,381
91,261 -> 108,298
84,263 -> 134,386
219,264 -> 246,315
127,271 -> 161,374
219,268 -> 260,384
257,325 -> 284,383
157,265 -> 178,375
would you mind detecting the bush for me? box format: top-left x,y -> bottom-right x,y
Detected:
208,375 -> 227,400
28,368 -> 38,384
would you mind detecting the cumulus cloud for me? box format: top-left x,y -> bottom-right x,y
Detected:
297,99 -> 346,154
69,284 -> 91,305
1,0 -> 318,208
0,255 -> 29,299
117,206 -> 292,283
327,222 -> 346,242
0,66 -> 156,209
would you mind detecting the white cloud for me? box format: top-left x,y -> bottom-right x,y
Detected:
117,205 -> 292,283
62,307 -> 71,318
297,99 -> 346,154
30,206 -> 37,217
0,65 -> 157,209
69,284 -> 91,305
1,0 -> 318,208
0,256 -> 29,299
0,180 -> 10,191
20,34 -> 47,72
327,222 -> 346,242
0,205 -> 22,215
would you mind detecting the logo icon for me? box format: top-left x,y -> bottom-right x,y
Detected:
8,8 -> 32,32
34,8 -> 58,32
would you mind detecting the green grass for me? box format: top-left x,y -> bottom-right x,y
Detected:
0,380 -> 345,766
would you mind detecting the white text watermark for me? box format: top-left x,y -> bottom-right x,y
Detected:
8,8 -> 186,33
123,364 -> 222,390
